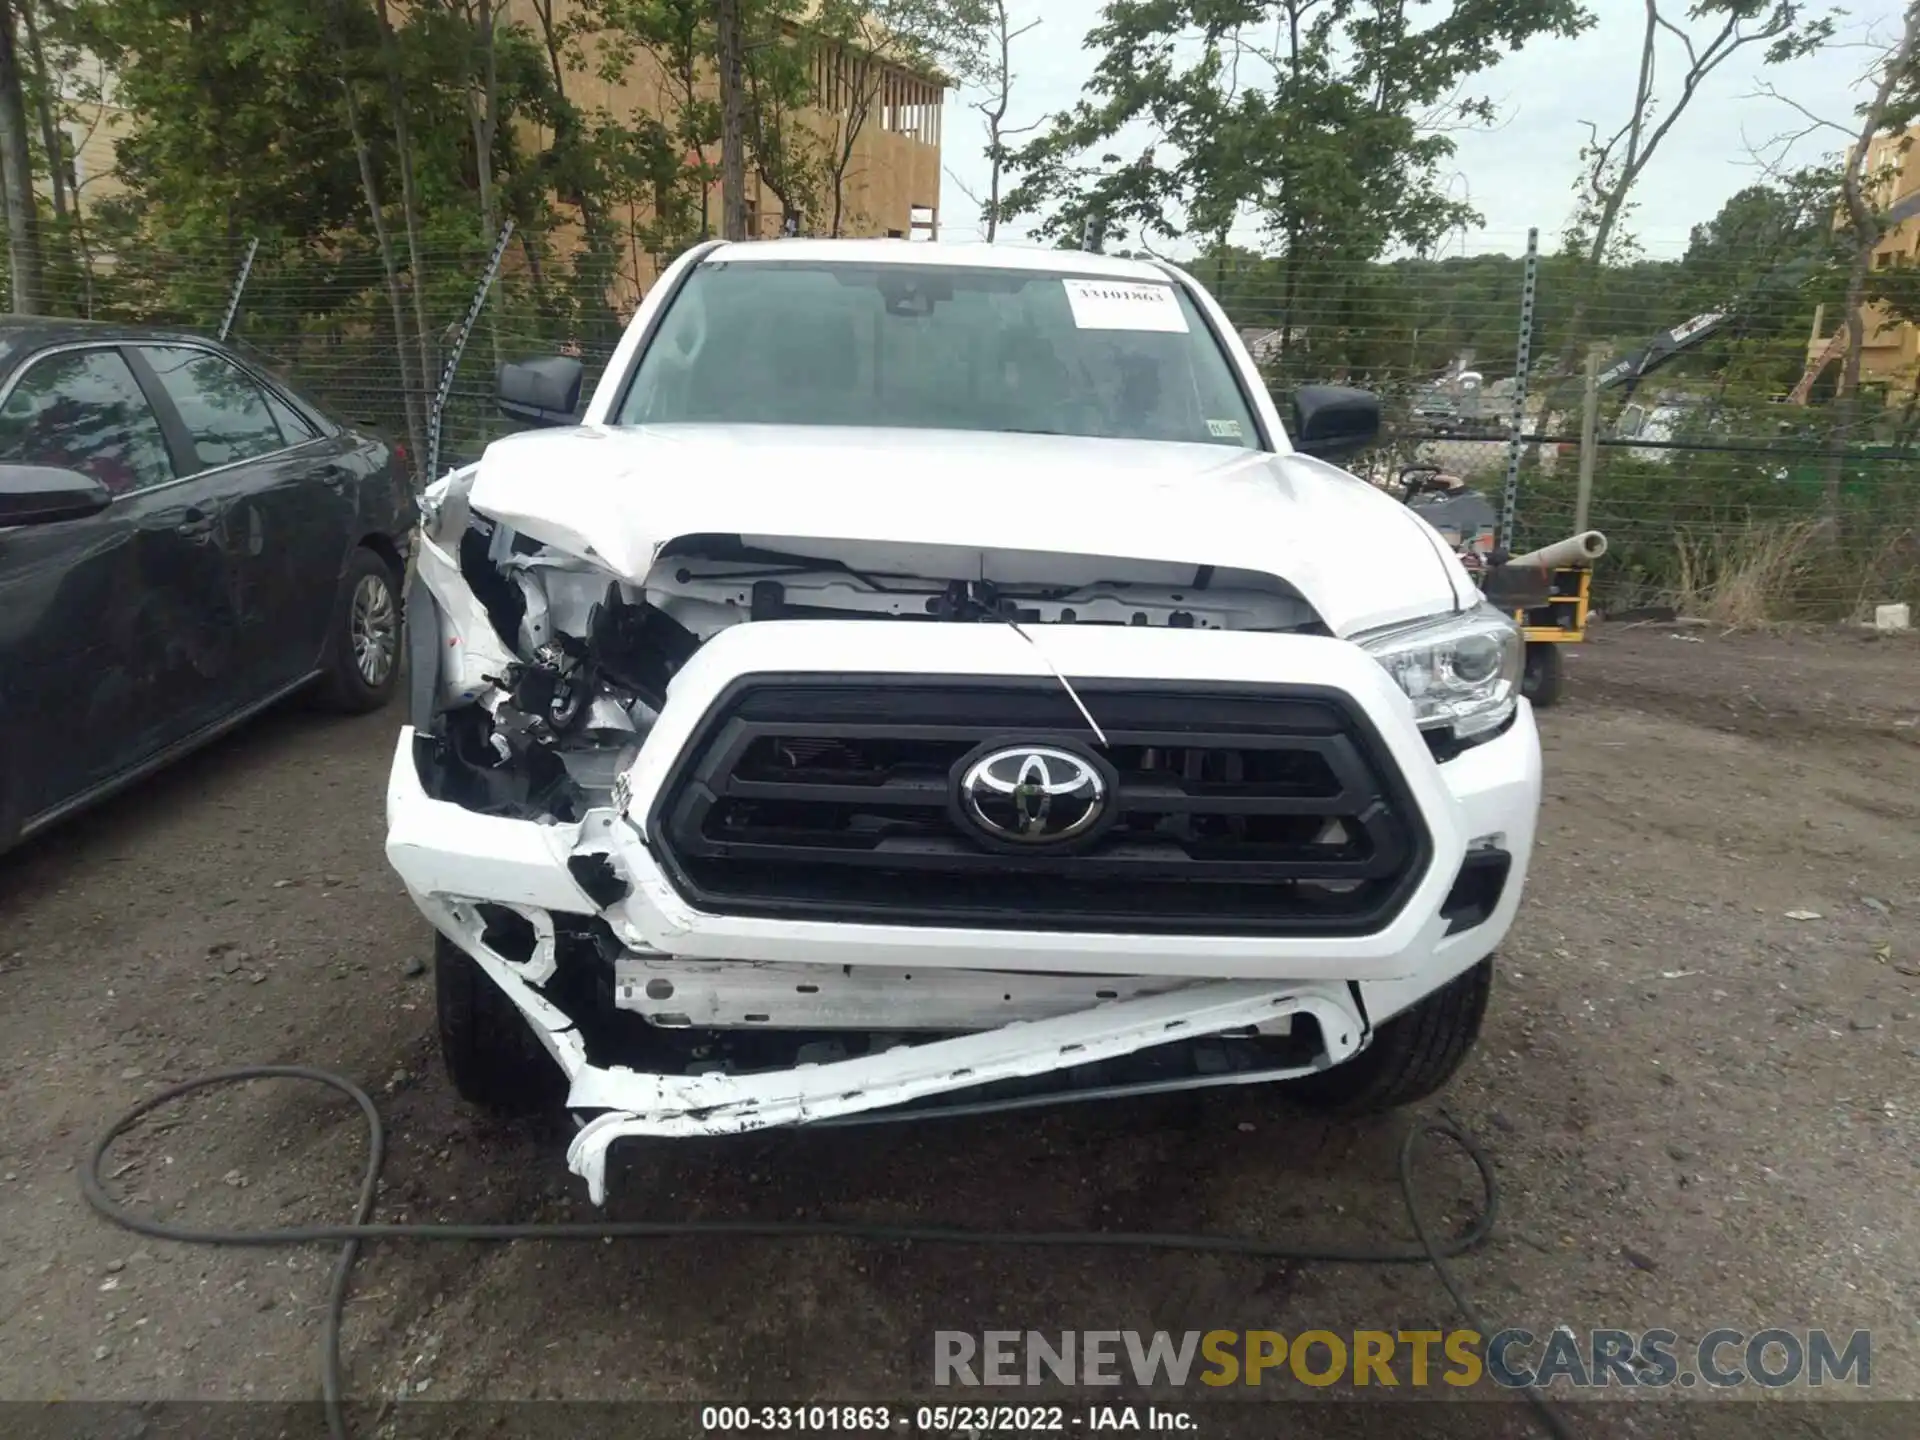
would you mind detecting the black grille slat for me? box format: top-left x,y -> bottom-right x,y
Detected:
721,777 -> 954,806
681,833 -> 1403,881
650,677 -> 1432,936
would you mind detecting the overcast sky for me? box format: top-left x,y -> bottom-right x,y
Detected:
937,1 -> 1904,258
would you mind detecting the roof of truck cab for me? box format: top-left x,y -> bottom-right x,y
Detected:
704,238 -> 1175,281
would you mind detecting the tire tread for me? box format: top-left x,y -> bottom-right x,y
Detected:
434,934 -> 564,1113
1285,958 -> 1492,1114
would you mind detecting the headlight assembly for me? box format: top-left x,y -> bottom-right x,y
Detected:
1358,602 -> 1523,741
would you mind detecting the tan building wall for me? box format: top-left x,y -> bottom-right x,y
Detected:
499,0 -> 945,305
1804,124 -> 1920,389
64,103 -> 132,213
40,46 -> 131,219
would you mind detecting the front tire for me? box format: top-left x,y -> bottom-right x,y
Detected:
316,548 -> 402,714
1283,958 -> 1492,1115
434,934 -> 566,1113
1521,641 -> 1564,708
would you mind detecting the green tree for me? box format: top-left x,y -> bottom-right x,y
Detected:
1004,0 -> 1591,368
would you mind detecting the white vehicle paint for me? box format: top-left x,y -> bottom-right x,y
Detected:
387,239 -> 1542,1199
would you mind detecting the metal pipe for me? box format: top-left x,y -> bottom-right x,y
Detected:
1575,346 -> 1600,534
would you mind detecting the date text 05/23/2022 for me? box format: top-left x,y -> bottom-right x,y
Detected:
699,1404 -> 1194,1433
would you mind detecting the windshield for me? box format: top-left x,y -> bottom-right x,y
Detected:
614,260 -> 1262,449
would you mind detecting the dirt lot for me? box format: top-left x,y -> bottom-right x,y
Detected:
1,623 -> 1915,1437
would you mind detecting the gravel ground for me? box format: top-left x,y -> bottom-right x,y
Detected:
1,622 -> 1915,1438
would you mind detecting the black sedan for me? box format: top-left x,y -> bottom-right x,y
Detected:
0,319 -> 414,853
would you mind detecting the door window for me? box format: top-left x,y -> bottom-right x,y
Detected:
0,347 -> 176,496
263,389 -> 318,445
140,345 -> 289,468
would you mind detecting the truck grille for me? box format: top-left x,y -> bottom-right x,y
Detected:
650,678 -> 1430,935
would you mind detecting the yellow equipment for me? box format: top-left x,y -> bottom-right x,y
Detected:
1514,566 -> 1591,708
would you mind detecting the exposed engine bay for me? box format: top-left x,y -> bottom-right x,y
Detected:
410,466 -> 1326,823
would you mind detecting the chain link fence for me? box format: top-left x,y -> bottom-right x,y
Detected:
47,231 -> 1920,622
1202,241 -> 1920,622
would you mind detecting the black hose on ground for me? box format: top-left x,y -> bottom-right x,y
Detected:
81,1065 -> 1576,1440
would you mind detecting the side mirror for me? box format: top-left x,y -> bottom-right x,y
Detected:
496,356 -> 583,427
1291,385 -> 1381,462
0,463 -> 113,526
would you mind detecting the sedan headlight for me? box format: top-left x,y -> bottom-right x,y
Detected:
1359,603 -> 1522,741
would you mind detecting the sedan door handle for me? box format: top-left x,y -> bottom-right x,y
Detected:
175,506 -> 219,538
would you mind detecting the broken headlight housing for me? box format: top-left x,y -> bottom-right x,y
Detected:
1359,602 -> 1522,742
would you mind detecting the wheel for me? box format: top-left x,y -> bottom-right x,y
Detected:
1283,958 -> 1492,1115
316,548 -> 402,714
1521,641 -> 1564,708
434,933 -> 566,1113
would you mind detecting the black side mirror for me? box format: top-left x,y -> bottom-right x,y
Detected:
0,464 -> 113,526
496,356 -> 583,427
1291,385 -> 1381,462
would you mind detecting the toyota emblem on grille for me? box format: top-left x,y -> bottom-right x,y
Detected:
958,745 -> 1107,845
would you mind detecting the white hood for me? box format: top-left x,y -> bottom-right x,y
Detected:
465,423 -> 1472,635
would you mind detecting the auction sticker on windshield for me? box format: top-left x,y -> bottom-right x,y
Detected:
1063,279 -> 1190,333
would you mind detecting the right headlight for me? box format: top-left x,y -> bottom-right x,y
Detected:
1358,601 -> 1523,742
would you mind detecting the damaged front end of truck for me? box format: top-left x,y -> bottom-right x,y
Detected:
385,440 -> 1533,1201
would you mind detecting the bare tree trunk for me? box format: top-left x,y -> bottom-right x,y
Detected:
374,0 -> 436,421
19,0 -> 61,225
715,0 -> 747,240
0,0 -> 45,313
1584,1 -> 1658,269
1558,1 -> 1811,397
461,0 -> 500,237
982,0 -> 1008,240
339,63 -> 428,482
459,0 -> 503,373
827,51 -> 876,239
978,1 -> 1038,242
527,0 -> 618,338
1828,2 -> 1920,514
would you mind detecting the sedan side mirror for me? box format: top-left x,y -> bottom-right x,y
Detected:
0,463 -> 113,526
1291,385 -> 1381,462
497,356 -> 584,427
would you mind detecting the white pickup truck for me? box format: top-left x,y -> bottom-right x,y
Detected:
385,239 -> 1541,1201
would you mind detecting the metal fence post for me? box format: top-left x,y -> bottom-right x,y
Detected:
427,218 -> 517,486
1575,345 -> 1601,535
216,238 -> 259,342
1497,228 -> 1539,553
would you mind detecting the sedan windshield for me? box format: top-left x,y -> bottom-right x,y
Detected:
615,260 -> 1262,450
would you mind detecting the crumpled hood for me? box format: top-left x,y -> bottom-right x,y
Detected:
466,423 -> 1471,635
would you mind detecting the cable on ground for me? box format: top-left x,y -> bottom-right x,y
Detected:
82,1064 -> 1576,1440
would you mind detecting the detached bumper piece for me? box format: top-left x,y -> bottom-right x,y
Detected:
420,897 -> 1370,1203
563,980 -> 1368,1203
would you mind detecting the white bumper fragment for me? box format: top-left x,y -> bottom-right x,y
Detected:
563,983 -> 1366,1202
